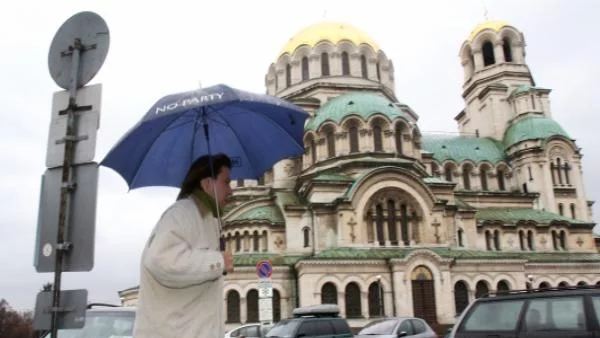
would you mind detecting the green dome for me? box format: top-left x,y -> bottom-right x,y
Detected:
305,92 -> 408,131
504,116 -> 570,149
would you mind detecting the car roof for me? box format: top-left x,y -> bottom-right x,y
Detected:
477,285 -> 600,302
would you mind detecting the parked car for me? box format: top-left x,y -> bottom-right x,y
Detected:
355,317 -> 437,338
225,322 -> 274,338
41,303 -> 135,338
265,304 -> 352,338
446,284 -> 600,338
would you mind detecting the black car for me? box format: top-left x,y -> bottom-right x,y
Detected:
265,304 -> 352,338
447,285 -> 600,338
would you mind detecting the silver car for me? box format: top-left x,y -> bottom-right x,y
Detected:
355,317 -> 437,338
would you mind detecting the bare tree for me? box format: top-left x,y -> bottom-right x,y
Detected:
0,299 -> 34,338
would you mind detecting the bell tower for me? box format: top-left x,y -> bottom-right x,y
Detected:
455,20 -> 539,140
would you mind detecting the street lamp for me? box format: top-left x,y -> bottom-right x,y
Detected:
377,275 -> 384,317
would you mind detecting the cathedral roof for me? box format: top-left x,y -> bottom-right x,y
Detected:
279,21 -> 380,56
476,207 -> 588,225
421,135 -> 505,164
503,115 -> 571,149
305,92 -> 408,131
228,205 -> 285,225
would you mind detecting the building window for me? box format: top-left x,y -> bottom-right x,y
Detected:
519,230 -> 526,250
303,227 -> 310,248
226,290 -> 240,323
485,230 -> 492,251
325,126 -> 336,158
395,124 -> 403,155
527,230 -> 534,250
454,281 -> 469,315
445,165 -> 453,182
285,63 -> 291,87
341,52 -> 350,75
386,200 -> 398,245
368,282 -> 384,317
497,169 -> 506,191
321,282 -> 338,304
349,124 -> 359,153
373,124 -> 383,151
246,290 -> 259,322
493,230 -> 501,250
462,165 -> 472,190
475,281 -> 489,298
482,41 -> 495,66
360,55 -> 368,78
345,283 -> 362,318
457,229 -> 464,247
558,203 -> 564,216
235,233 -> 241,252
376,61 -> 381,81
310,137 -> 317,164
301,56 -> 309,81
253,231 -> 259,251
480,167 -> 488,191
497,280 -> 510,293
502,38 -> 513,62
321,52 -> 330,76
273,289 -> 281,322
570,203 -> 576,219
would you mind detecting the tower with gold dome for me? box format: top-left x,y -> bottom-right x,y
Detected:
119,19 -> 599,334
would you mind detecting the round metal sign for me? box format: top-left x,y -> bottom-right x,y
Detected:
256,260 -> 273,279
48,11 -> 110,90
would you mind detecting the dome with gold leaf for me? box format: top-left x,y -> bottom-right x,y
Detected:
278,21 -> 380,56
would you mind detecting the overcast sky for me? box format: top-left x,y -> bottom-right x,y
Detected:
1,0 -> 599,311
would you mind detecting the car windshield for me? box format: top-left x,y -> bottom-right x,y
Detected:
265,319 -> 299,338
45,310 -> 135,338
358,318 -> 398,335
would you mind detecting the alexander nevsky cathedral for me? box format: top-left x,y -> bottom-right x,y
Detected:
119,19 -> 600,329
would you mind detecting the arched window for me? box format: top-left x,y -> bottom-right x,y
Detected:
480,166 -> 489,191
310,137 -> 317,164
360,55 -> 368,78
325,126 -> 336,158
485,230 -> 492,251
262,230 -> 268,252
345,283 -> 362,318
373,123 -> 383,151
559,230 -> 566,250
253,231 -> 259,252
519,230 -> 526,250
303,227 -> 310,248
341,52 -> 350,75
321,52 -> 330,76
570,203 -> 576,219
348,123 -> 359,153
301,56 -> 309,81
482,41 -> 495,66
368,281 -> 384,317
457,229 -> 464,247
462,164 -> 472,190
497,168 -> 506,191
387,200 -> 398,245
454,281 -> 469,315
375,204 -> 384,246
321,282 -> 338,304
272,289 -> 281,322
493,230 -> 501,250
395,124 -> 403,155
502,38 -> 513,62
497,280 -> 510,293
246,289 -> 259,322
444,165 -> 453,182
558,203 -> 564,216
226,290 -> 240,323
431,163 -> 439,177
376,61 -> 381,81
235,232 -> 241,252
475,281 -> 489,298
527,230 -> 534,250
285,63 -> 291,87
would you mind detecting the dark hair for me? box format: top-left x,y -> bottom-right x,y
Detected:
177,153 -> 232,200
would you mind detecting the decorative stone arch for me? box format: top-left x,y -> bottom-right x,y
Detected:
225,284 -> 244,296
491,274 -> 517,290
367,114 -> 392,128
340,115 -> 366,129
545,139 -> 578,159
341,275 -> 366,292
403,258 -> 440,324
290,45 -> 312,60
365,275 -> 391,291
358,44 -> 377,60
442,160 -> 458,182
451,276 -> 473,290
403,249 -> 446,268
315,120 -> 340,134
459,42 -> 475,78
313,41 -> 336,54
315,275 -> 343,292
474,278 -> 493,298
472,31 -> 500,51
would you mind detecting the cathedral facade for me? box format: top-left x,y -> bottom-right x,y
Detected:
120,20 -> 600,330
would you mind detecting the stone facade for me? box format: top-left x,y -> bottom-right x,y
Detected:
119,21 -> 600,331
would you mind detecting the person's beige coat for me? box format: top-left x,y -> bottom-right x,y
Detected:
133,196 -> 224,338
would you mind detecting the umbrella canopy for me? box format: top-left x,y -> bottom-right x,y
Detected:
101,84 -> 308,189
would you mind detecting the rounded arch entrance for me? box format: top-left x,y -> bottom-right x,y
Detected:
411,265 -> 437,324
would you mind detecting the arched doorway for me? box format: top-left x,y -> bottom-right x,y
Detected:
411,265 -> 437,324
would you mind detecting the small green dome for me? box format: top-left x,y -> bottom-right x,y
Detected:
305,92 -> 408,131
504,116 -> 570,149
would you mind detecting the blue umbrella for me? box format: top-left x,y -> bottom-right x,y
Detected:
100,84 -> 308,189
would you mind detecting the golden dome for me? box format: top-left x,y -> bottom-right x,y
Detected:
279,21 -> 380,56
468,20 -> 510,41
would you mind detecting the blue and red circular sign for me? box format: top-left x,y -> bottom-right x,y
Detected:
256,259 -> 272,278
